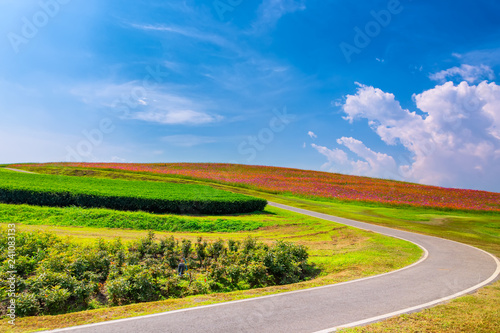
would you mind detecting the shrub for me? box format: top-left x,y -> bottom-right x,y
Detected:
264,240 -> 309,285
40,286 -> 72,314
106,265 -> 161,305
0,229 -> 313,317
16,293 -> 41,317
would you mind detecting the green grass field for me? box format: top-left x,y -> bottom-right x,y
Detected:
0,169 -> 266,215
2,164 -> 499,332
0,167 -> 423,332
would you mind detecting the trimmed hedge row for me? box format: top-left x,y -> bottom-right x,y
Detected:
0,170 -> 267,215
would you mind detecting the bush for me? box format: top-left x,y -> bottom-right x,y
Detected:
264,240 -> 309,285
16,293 -> 41,317
40,286 -> 72,314
106,265 -> 162,305
0,229 -> 313,317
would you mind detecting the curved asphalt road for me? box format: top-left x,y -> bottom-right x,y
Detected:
48,202 -> 500,333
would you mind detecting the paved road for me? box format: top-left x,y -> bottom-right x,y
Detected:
48,202 -> 500,333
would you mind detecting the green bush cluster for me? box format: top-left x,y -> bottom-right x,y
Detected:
0,170 -> 267,215
0,229 -> 312,317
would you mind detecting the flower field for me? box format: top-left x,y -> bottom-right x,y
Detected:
12,163 -> 500,212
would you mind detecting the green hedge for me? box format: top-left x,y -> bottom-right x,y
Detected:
0,169 -> 267,215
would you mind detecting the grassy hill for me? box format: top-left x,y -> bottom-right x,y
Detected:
11,162 -> 499,212
2,163 -> 499,332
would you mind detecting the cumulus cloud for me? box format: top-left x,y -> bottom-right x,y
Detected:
307,131 -> 317,139
336,137 -> 399,179
312,138 -> 400,179
429,64 -> 495,84
321,81 -> 500,191
311,143 -> 349,171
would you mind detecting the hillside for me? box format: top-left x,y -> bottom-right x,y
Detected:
11,163 -> 500,212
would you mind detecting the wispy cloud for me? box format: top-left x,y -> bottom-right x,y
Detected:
307,131 -> 317,139
454,48 -> 500,66
429,64 -> 495,83
131,23 -> 230,47
251,0 -> 306,33
70,81 -> 223,126
134,109 -> 222,125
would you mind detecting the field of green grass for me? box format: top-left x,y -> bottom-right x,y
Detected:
2,164 -> 499,332
0,169 -> 266,215
0,166 -> 424,332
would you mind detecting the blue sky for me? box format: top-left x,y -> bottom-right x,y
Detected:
1,0 -> 500,192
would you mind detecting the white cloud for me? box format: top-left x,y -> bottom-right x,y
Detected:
336,137 -> 399,179
429,64 -> 495,84
311,143 -> 349,171
307,131 -> 317,139
71,82 -> 223,126
312,138 -> 400,180
320,80 -> 500,191
135,110 -> 222,125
